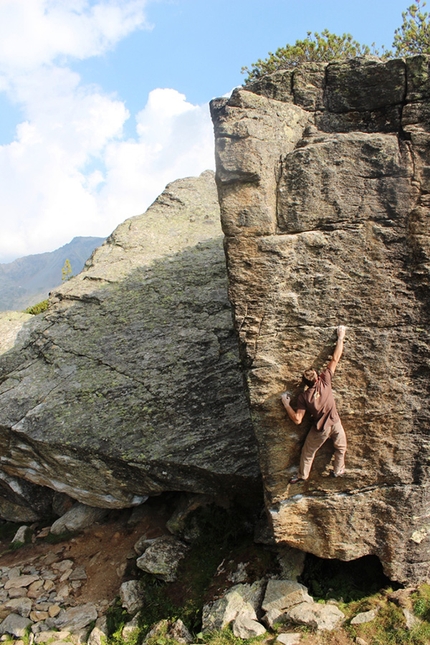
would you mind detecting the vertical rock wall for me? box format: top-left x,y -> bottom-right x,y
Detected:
211,57 -> 430,583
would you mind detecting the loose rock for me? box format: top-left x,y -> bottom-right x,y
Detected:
50,505 -> 107,535
351,608 -> 379,625
136,536 -> 189,582
202,581 -> 265,632
276,635 -> 302,645
0,613 -> 32,637
261,579 -> 312,627
119,580 -> 144,615
286,601 -> 344,631
4,598 -> 32,618
53,603 -> 98,632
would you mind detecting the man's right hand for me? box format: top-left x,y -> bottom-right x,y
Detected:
337,325 -> 346,340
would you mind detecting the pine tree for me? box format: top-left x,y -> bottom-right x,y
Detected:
242,30 -> 378,83
61,259 -> 73,282
393,1 -> 430,56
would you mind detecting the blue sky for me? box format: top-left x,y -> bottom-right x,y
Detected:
0,0 -> 414,262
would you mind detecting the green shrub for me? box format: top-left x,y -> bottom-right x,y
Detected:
24,299 -> 49,315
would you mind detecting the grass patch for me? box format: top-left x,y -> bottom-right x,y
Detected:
44,530 -> 78,544
349,600 -> 430,645
24,299 -> 49,315
199,626 -> 263,645
106,600 -> 133,645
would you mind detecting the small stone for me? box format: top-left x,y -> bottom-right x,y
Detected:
44,580 -> 55,592
351,609 -> 379,625
276,634 -> 302,645
36,528 -> 51,540
52,561 -> 74,573
8,588 -> 28,599
69,567 -> 86,581
30,611 -> 49,622
50,504 -> 107,535
7,567 -> 21,579
48,605 -> 61,618
403,607 -> 421,630
119,580 -> 144,615
11,526 -> 30,545
87,626 -> 107,645
56,584 -> 70,598
53,603 -> 98,632
136,536 -> 189,582
5,575 -> 39,590
286,601 -> 344,631
116,563 -> 126,579
202,581 -> 266,632
121,613 -> 140,639
133,536 -> 155,556
232,615 -> 266,639
228,562 -> 248,584
35,603 -> 50,611
355,638 -> 369,645
168,619 -> 193,644
0,613 -> 32,637
59,570 -> 72,583
4,598 -> 32,618
28,580 -> 44,595
41,554 -> 58,566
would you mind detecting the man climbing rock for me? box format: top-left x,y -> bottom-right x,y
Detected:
281,326 -> 347,484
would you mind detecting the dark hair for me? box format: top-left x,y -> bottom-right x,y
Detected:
302,368 -> 317,388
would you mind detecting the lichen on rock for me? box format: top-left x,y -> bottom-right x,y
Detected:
0,170 -> 260,515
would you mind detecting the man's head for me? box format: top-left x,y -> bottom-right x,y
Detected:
302,368 -> 318,388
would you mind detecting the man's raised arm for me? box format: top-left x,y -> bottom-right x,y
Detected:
327,325 -> 346,374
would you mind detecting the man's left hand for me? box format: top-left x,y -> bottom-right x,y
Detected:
281,392 -> 291,406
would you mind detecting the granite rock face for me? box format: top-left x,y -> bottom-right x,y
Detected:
211,56 -> 430,583
0,171 -> 260,515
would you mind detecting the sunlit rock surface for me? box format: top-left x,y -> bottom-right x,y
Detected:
0,171 -> 260,517
211,57 -> 430,583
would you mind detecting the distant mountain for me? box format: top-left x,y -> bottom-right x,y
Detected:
0,236 -> 105,311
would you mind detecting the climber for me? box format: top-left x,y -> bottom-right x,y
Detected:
281,325 -> 347,484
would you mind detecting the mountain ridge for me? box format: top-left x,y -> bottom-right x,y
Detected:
0,236 -> 105,311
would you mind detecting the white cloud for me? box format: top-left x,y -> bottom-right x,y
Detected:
0,81 -> 215,262
0,0 -> 149,75
0,1 -> 215,263
96,89 -> 215,222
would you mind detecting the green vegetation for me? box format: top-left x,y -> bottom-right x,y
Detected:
61,258 -> 73,282
242,30 -> 377,82
24,299 -> 49,315
242,1 -> 430,83
394,0 -> 430,56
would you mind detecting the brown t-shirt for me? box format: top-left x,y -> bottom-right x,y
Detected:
296,367 -> 340,432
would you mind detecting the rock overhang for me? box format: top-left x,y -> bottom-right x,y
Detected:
0,171 -> 261,519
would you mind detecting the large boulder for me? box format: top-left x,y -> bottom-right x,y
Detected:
211,56 -> 430,583
0,171 -> 260,514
